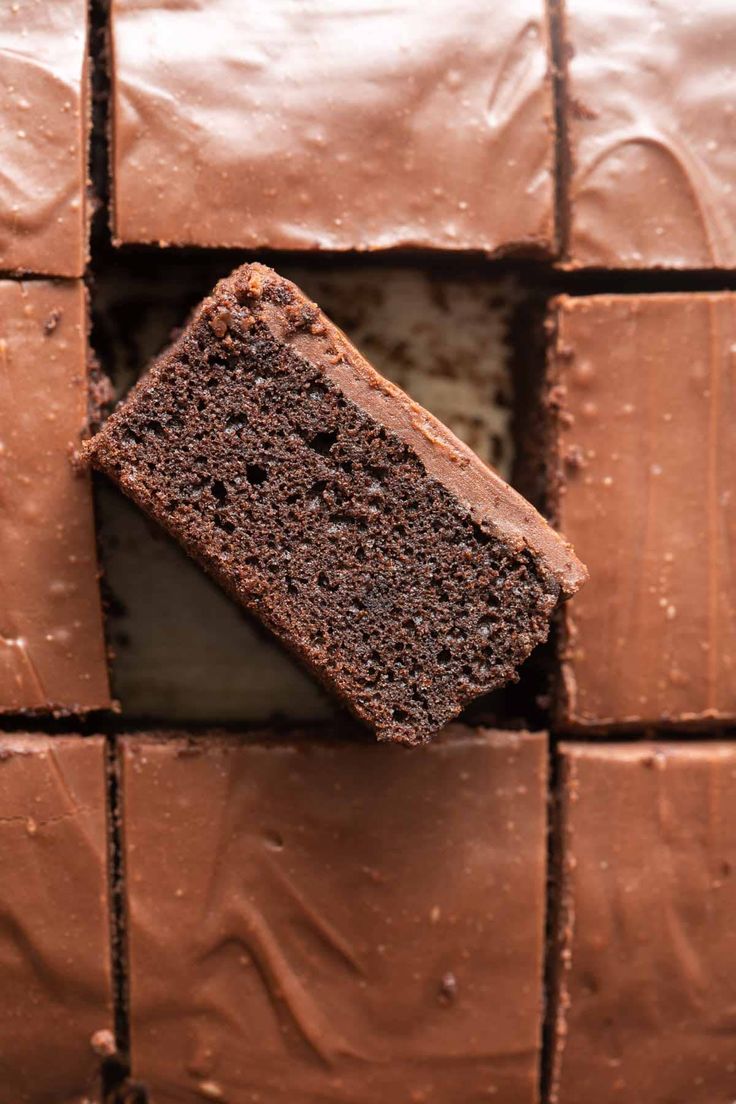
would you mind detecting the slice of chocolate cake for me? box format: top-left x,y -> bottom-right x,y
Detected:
120,727 -> 549,1103
547,293 -> 736,730
550,741 -> 736,1104
0,0 -> 90,277
557,0 -> 736,270
0,735 -> 114,1102
0,279 -> 110,714
86,263 -> 585,743
110,0 -> 556,255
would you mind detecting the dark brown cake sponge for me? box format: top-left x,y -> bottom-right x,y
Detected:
86,263 -> 585,743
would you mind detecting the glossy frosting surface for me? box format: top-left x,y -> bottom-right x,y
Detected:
122,728 -> 548,1103
0,0 -> 88,277
563,0 -> 736,268
550,293 -> 736,728
0,281 -> 110,712
111,0 -> 555,253
0,734 -> 113,1102
552,742 -> 736,1104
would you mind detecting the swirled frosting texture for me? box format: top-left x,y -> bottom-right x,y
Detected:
122,728 -> 548,1103
551,742 -> 736,1104
563,0 -> 736,268
0,281 -> 110,713
549,294 -> 736,728
0,0 -> 88,277
111,0 -> 555,254
0,735 -> 113,1103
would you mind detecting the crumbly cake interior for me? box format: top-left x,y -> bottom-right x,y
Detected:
91,273 -> 560,743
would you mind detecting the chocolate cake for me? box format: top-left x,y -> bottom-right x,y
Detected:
86,263 -> 585,744
547,292 -> 736,730
120,727 -> 548,1103
6,6 -> 736,1099
0,0 -> 89,277
550,742 -> 736,1104
95,261 -> 513,724
0,734 -> 114,1102
558,0 -> 736,269
109,0 -> 556,255
0,280 -> 110,714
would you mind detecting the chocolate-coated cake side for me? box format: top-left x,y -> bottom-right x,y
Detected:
87,263 -> 584,744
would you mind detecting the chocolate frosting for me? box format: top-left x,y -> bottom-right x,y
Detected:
0,281 -> 110,713
549,293 -> 736,728
0,734 -> 113,1103
111,0 -> 555,255
551,741 -> 736,1104
0,0 -> 89,277
562,0 -> 736,269
122,727 -> 548,1103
